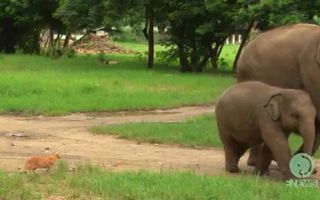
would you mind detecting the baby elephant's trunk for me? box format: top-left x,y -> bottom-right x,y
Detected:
300,119 -> 316,155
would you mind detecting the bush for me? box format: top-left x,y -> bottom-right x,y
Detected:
218,57 -> 230,71
42,47 -> 76,59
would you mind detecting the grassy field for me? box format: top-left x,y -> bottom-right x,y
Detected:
91,114 -> 221,148
90,114 -> 313,157
0,54 -> 234,115
114,41 -> 167,53
1,163 -> 319,200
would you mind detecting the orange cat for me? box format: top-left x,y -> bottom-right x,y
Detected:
24,153 -> 61,171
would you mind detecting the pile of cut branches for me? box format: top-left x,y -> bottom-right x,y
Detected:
73,34 -> 137,54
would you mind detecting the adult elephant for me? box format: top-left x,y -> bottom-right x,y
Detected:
237,23 -> 320,162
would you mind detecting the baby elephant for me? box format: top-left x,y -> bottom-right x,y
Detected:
215,81 -> 316,179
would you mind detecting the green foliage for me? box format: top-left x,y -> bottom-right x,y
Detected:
163,0 -> 225,72
55,0 -> 106,32
1,0 -> 320,72
313,15 -> 320,25
111,26 -> 146,43
159,0 -> 320,72
0,0 -> 63,53
105,0 -> 145,29
218,57 -> 229,71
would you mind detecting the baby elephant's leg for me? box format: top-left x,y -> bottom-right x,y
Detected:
254,144 -> 273,176
259,123 -> 292,180
220,134 -> 248,173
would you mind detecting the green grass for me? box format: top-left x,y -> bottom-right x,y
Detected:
1,163 -> 319,200
114,41 -> 167,53
90,114 -> 318,157
91,114 -> 221,148
0,54 -> 234,115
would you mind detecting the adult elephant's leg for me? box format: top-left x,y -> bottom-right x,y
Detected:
312,119 -> 320,154
311,121 -> 320,174
294,119 -> 319,174
247,145 -> 261,166
300,38 -> 320,155
295,118 -> 320,155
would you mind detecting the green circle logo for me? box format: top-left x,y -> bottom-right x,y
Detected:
289,153 -> 315,178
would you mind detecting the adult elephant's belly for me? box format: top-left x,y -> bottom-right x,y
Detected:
238,61 -> 303,89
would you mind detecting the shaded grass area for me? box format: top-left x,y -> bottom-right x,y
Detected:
0,54 -> 234,115
1,163 -> 319,200
90,114 -> 317,157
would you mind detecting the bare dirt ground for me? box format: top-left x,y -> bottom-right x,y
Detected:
0,105 -> 318,180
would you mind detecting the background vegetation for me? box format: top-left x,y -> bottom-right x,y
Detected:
1,0 -> 320,72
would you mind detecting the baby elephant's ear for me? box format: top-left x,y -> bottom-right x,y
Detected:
264,93 -> 282,121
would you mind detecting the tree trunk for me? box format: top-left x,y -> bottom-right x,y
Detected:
232,20 -> 255,72
190,47 -> 199,72
209,45 -> 219,70
197,55 -> 210,72
142,5 -> 149,40
147,4 -> 154,69
158,24 -> 166,34
63,32 -> 71,48
209,39 -> 225,72
42,29 -> 51,49
49,28 -> 54,47
217,42 -> 224,59
178,43 -> 191,72
53,34 -> 61,47
31,31 -> 40,54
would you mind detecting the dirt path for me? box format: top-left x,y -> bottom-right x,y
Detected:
0,105 -> 318,179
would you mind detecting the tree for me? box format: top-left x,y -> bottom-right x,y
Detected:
231,0 -> 312,72
55,0 -> 106,46
160,0 -> 241,72
0,0 -> 63,53
106,0 -> 167,69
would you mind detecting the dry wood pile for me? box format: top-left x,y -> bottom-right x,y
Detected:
73,34 -> 137,54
